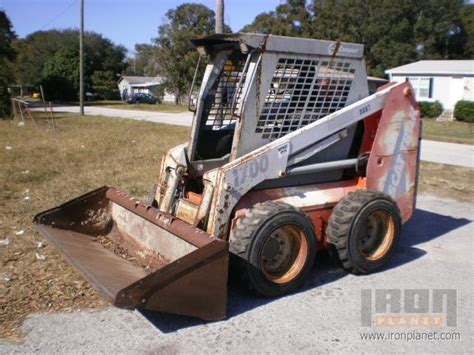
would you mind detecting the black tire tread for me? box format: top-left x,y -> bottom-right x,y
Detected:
229,201 -> 296,257
229,201 -> 310,294
326,189 -> 400,273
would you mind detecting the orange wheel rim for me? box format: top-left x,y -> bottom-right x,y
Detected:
260,225 -> 309,284
358,210 -> 395,261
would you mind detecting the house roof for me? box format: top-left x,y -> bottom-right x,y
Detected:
367,76 -> 388,83
385,60 -> 474,76
119,76 -> 163,86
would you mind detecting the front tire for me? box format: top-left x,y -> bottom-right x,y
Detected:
327,190 -> 401,274
230,201 -> 316,297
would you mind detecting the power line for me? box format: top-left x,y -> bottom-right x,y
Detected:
39,0 -> 78,31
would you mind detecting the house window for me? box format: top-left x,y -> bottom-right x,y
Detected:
408,77 -> 433,99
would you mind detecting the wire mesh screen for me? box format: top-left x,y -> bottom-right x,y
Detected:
205,59 -> 247,129
256,57 -> 355,140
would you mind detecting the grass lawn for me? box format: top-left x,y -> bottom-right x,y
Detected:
85,100 -> 188,113
0,113 -> 189,340
422,118 -> 474,145
0,113 -> 472,340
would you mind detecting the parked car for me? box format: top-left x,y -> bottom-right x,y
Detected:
126,93 -> 159,104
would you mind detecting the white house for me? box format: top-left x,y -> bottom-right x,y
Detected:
118,75 -> 161,98
385,60 -> 474,113
117,75 -> 176,103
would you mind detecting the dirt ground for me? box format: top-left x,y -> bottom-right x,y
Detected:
0,113 -> 472,341
0,114 -> 188,340
419,162 -> 474,202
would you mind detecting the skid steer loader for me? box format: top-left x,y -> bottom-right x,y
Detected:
34,33 -> 421,321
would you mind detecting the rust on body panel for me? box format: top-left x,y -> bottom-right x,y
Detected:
366,82 -> 421,222
33,186 -> 229,320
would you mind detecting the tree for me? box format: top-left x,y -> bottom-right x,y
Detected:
13,29 -> 126,99
41,48 -> 81,101
154,3 -> 229,104
310,0 -> 420,76
126,43 -> 161,76
242,0 -> 472,77
91,70 -> 120,100
414,0 -> 467,59
241,0 -> 312,37
459,3 -> 473,57
309,0 -> 470,76
0,11 -> 15,60
0,11 -> 16,117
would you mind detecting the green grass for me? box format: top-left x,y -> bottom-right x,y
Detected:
85,100 -> 188,113
422,118 -> 474,145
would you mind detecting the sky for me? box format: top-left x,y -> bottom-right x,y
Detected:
0,0 -> 282,55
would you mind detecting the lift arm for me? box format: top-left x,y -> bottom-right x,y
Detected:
202,81 -> 419,237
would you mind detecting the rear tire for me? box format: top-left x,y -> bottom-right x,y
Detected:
229,201 -> 316,297
327,189 -> 401,274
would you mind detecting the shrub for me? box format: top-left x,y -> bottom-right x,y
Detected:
41,48 -> 80,101
41,76 -> 77,102
454,100 -> 474,123
419,101 -> 443,118
0,60 -> 12,118
0,72 -> 11,118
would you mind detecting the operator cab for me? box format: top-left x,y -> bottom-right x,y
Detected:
186,35 -> 257,176
192,50 -> 247,160
186,33 -> 369,186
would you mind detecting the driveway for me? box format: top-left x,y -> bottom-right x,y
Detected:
33,105 -> 473,168
33,105 -> 193,127
420,140 -> 473,168
1,194 -> 472,353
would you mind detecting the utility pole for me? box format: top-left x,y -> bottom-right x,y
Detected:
79,0 -> 84,115
215,0 -> 224,34
214,0 -> 225,128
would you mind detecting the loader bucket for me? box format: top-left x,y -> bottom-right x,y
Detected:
33,186 -> 228,321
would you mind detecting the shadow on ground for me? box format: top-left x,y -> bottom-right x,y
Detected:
140,208 -> 471,333
386,208 -> 471,270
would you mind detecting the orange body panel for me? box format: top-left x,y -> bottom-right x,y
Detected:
366,83 -> 421,222
232,178 -> 366,248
